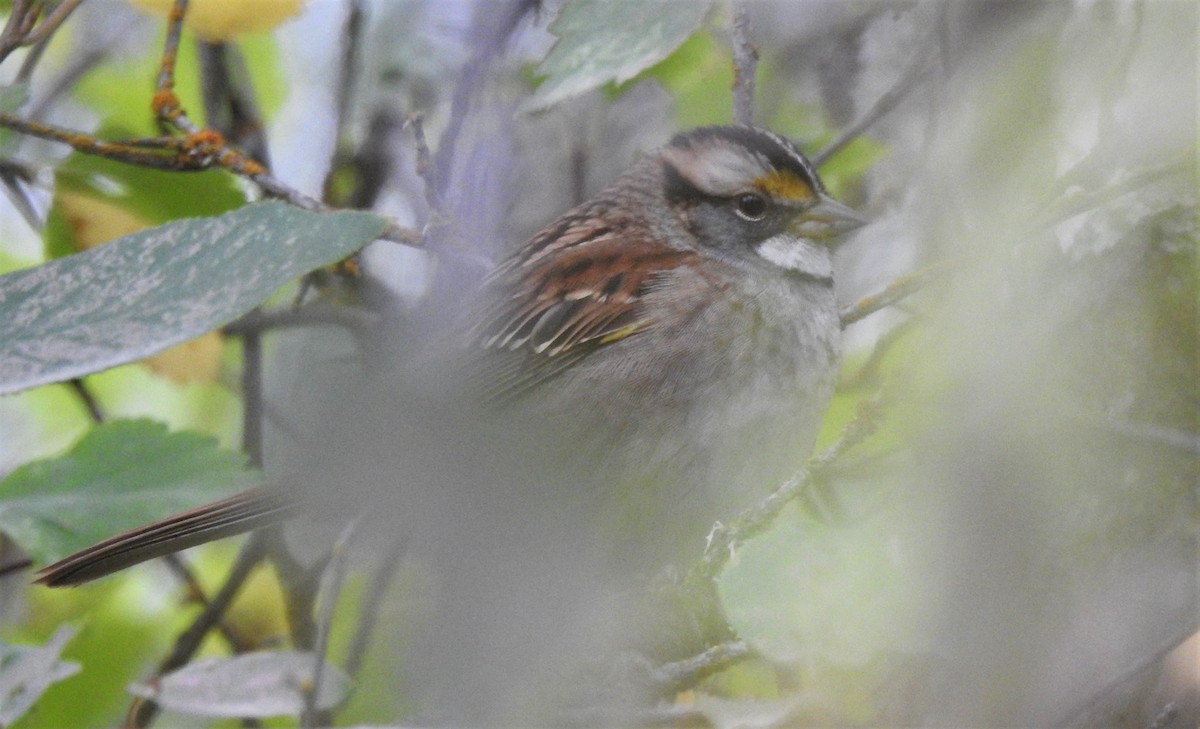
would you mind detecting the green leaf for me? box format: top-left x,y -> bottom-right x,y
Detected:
0,419 -> 260,563
0,201 -> 388,395
128,650 -> 351,718
523,0 -> 712,113
0,626 -> 80,726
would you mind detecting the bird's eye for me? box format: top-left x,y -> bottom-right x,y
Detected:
734,193 -> 768,221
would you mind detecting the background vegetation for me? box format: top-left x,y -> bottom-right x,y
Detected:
0,1 -> 1195,727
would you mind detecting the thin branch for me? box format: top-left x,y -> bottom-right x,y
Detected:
19,0 -> 85,48
690,392 -> 886,582
730,1 -> 757,126
343,533 -> 407,679
222,302 -> 377,341
651,640 -> 752,695
67,377 -> 105,422
1035,162 -> 1190,231
813,39 -> 931,167
160,554 -> 254,653
0,0 -> 39,64
839,263 -> 943,329
0,165 -> 43,231
404,112 -> 439,216
241,328 -> 264,469
25,45 -> 108,114
129,534 -> 268,728
301,518 -> 359,728
328,0 -> 364,163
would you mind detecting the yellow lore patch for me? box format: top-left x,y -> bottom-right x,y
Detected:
754,169 -> 815,203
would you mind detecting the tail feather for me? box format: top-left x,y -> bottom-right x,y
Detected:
34,488 -> 299,587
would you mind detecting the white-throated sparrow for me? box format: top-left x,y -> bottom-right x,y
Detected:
37,125 -> 864,587
35,125 -> 864,719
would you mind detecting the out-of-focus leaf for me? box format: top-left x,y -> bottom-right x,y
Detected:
0,201 -> 388,395
44,150 -> 246,260
0,626 -> 80,725
0,419 -> 260,563
73,28 -> 284,135
717,502 -> 923,665
644,29 -> 731,128
128,650 -> 351,717
523,0 -> 711,113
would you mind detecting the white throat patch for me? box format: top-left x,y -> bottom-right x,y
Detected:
755,234 -> 834,278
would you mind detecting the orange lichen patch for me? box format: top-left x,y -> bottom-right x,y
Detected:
144,331 -> 224,384
226,153 -> 265,176
187,129 -> 225,148
151,89 -> 181,115
754,168 -> 815,203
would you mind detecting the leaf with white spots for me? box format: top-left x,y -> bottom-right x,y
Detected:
0,202 -> 388,395
128,650 -> 350,718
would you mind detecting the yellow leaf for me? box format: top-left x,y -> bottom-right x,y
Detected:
143,331 -> 225,384
128,0 -> 303,41
55,191 -> 150,251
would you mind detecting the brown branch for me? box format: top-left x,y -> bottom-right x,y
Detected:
20,0 -> 85,48
730,1 -> 758,126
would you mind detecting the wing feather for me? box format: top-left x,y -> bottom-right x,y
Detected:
470,212 -> 702,401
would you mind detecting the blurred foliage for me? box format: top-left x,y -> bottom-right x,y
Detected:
0,0 -> 1194,727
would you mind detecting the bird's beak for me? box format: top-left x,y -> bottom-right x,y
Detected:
791,195 -> 869,240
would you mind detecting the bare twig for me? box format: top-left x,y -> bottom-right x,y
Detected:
67,377 -> 105,423
129,534 -> 268,728
839,318 -> 918,391
431,0 -> 536,198
839,263 -> 943,329
19,0 -> 85,48
652,640 -> 752,695
198,40 -> 270,164
1035,162 -> 1189,231
160,554 -> 254,652
690,393 -> 886,582
241,328 -> 264,469
329,0 -> 364,160
405,112 -> 439,215
223,303 -> 377,338
0,162 -> 43,231
301,517 -> 359,728
814,40 -> 931,167
0,0 -> 39,63
730,1 -> 758,126
343,533 -> 407,679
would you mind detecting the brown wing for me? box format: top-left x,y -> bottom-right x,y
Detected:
471,209 -> 702,401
